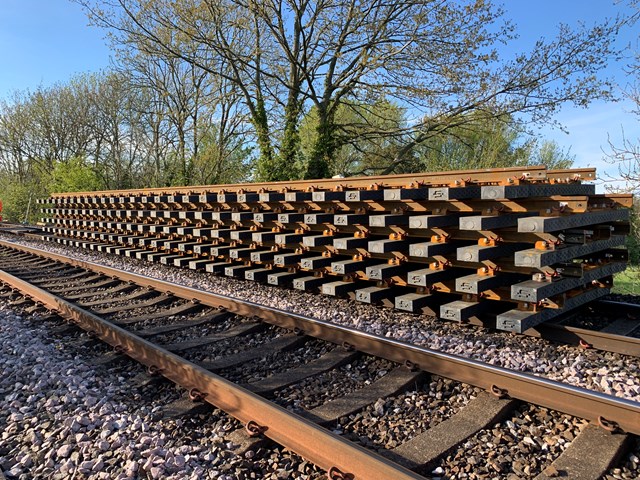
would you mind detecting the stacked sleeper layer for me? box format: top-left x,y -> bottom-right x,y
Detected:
37,166 -> 632,333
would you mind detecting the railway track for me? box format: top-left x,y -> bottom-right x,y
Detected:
0,240 -> 639,479
3,233 -> 639,357
0,222 -> 43,240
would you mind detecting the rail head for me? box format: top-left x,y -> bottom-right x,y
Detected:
44,166 -> 594,198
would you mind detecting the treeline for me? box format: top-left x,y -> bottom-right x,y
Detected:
0,68 -> 252,220
0,70 -> 575,220
0,0 -> 634,221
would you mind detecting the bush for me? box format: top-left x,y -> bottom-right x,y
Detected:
0,177 -> 48,224
626,205 -> 640,265
48,158 -> 103,193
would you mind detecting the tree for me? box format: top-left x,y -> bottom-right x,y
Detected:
48,157 -> 103,193
605,59 -> 640,192
299,99 -> 407,176
0,177 -> 47,223
0,91 -> 37,182
0,68 -> 253,197
77,0 -> 281,180
413,113 -> 575,173
0,81 -> 96,181
85,71 -> 147,189
117,50 -> 210,185
191,123 -> 253,185
78,0 -> 628,180
534,140 -> 575,170
603,1 -> 640,192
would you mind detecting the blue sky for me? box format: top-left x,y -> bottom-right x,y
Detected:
0,1 -> 112,92
502,1 -> 639,189
0,0 -> 638,185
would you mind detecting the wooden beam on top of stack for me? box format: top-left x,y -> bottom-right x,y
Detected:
39,165 -> 631,334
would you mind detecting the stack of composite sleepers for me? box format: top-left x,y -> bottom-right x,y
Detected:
38,166 -> 632,333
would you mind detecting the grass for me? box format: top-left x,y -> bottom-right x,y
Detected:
612,266 -> 640,295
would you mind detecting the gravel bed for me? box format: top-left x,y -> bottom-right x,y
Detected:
340,377 -> 479,452
0,300 -> 325,479
5,235 -> 637,402
69,285 -> 137,305
273,356 -> 398,412
125,309 -> 213,332
152,315 -> 251,345
181,326 -> 284,363
426,404 -> 586,479
104,299 -> 190,322
559,311 -> 615,330
606,293 -> 640,304
2,238 -> 640,479
603,438 -> 640,479
224,340 -> 333,384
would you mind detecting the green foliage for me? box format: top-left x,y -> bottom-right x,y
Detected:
0,157 -> 101,224
252,96 -> 284,182
5,0 -> 621,189
533,140 -> 575,170
300,100 -> 406,177
416,117 -> 531,171
300,105 -> 574,176
413,114 -> 575,173
625,202 -> 640,265
0,69 -> 254,193
190,125 -> 253,185
48,158 -> 103,193
149,151 -> 189,188
278,96 -> 304,179
0,175 -> 48,223
613,267 -> 640,294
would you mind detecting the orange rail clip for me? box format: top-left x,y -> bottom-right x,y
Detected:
431,234 -> 449,244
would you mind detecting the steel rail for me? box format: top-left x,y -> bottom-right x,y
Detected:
45,166 -> 594,198
531,322 -> 640,357
1,238 -> 638,436
596,299 -> 640,312
0,267 -> 423,480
